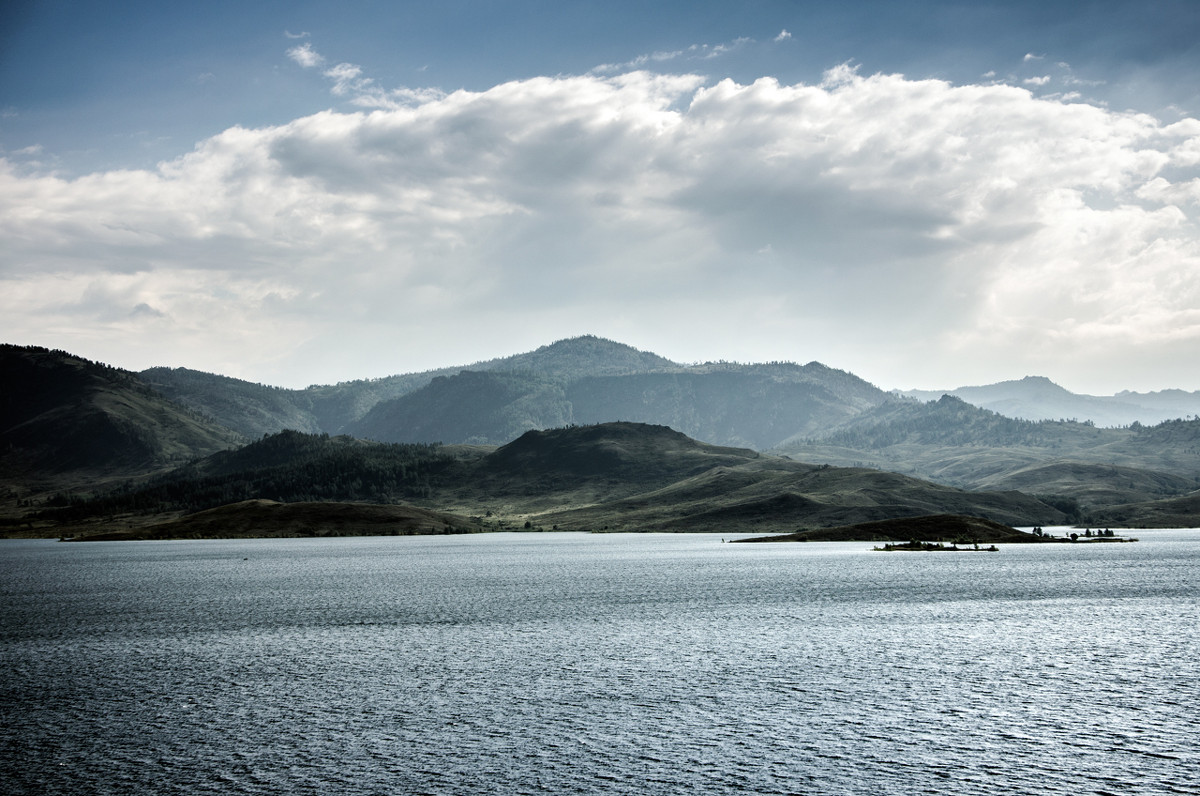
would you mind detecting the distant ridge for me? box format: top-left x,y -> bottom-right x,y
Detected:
142,335 -> 679,437
900,375 -> 1200,427
6,338 -> 1200,531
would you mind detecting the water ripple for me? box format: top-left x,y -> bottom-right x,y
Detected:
2,531 -> 1198,795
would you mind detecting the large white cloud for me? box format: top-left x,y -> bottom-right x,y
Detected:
2,67 -> 1198,390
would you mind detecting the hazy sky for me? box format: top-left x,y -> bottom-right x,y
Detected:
3,0 -> 1199,393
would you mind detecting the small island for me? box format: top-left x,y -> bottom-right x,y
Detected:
734,514 -> 1137,548
874,540 -> 999,552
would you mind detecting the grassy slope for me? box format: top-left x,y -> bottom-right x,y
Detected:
13,423 -> 1074,537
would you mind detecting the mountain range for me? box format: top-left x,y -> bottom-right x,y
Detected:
3,336 -> 1199,534
900,375 -> 1200,427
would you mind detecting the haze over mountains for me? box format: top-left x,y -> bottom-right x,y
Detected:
140,335 -> 1200,446
4,336 -> 1200,534
901,376 -> 1200,428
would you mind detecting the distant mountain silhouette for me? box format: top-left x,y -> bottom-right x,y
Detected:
347,357 -> 888,448
780,394 -> 1200,522
900,375 -> 1200,427
143,335 -> 676,437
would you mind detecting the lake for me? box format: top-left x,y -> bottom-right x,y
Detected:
2,530 -> 1198,795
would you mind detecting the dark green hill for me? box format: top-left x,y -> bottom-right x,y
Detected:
140,367 -> 322,437
25,430 -> 461,531
1,345 -> 242,479
348,359 -> 888,449
347,370 -> 571,445
566,362 -> 887,449
17,422 -> 1071,537
478,422 -> 759,485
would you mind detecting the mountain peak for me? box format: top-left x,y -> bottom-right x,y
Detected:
474,335 -> 677,379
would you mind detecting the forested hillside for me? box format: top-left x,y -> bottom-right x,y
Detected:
1,345 -> 242,479
27,424 -> 1073,538
34,430 -> 459,523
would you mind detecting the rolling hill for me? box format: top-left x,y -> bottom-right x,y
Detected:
778,394 -> 1200,524
1,345 -> 243,484
25,423 -> 1073,539
6,339 -> 1200,532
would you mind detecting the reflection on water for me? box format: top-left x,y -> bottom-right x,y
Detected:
2,531 -> 1198,795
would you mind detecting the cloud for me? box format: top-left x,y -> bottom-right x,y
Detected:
692,37 -> 752,60
1023,75 -> 1051,86
324,62 -> 367,94
2,69 -> 1198,390
591,50 -> 684,75
287,42 -> 324,68
774,30 -> 792,43
592,36 -> 752,75
284,30 -> 310,40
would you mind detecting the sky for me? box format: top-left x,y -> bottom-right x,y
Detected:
2,0 -> 1199,393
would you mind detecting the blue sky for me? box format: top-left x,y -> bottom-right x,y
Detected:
2,0 -> 1199,392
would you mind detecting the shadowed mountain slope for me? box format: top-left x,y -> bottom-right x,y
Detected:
350,360 -> 888,449
19,423 -> 1072,537
348,371 -> 571,445
1,345 -> 242,480
140,367 -> 323,437
142,335 -> 676,437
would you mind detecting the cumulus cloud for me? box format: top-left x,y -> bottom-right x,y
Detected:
287,42 -> 324,68
774,30 -> 792,42
2,68 -> 1198,389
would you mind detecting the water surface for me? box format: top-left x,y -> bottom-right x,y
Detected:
2,531 -> 1198,794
